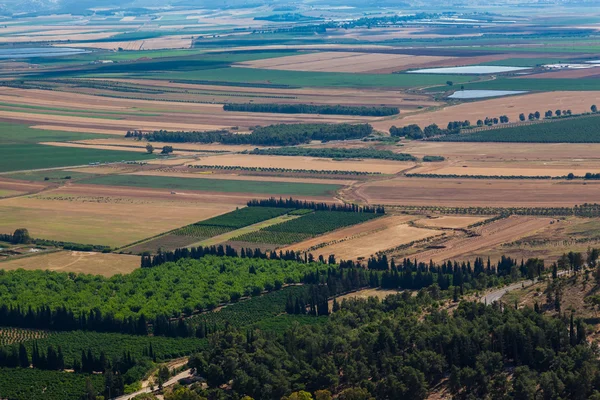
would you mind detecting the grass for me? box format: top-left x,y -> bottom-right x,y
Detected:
81,175 -> 342,196
83,67 -> 476,88
463,78 -> 600,91
0,144 -> 153,173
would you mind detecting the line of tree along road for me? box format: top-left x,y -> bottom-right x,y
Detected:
223,103 -> 400,116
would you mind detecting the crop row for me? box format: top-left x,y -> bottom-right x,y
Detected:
0,328 -> 49,346
232,211 -> 380,245
0,368 -> 103,400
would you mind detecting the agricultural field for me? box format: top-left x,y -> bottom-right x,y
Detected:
403,216 -> 554,263
438,114 -> 600,143
189,154 -> 412,174
4,4 -> 600,400
0,187 -> 238,247
376,91 -> 600,133
283,215 -> 440,260
351,177 -> 600,208
0,250 -> 140,277
81,174 -> 342,197
232,210 -> 381,245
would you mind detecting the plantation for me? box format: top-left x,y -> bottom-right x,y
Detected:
0,328 -> 49,346
17,331 -> 208,367
434,114 -> 600,143
0,368 -> 103,400
0,256 -> 331,321
186,285 -> 309,331
233,211 -> 381,245
172,207 -> 294,240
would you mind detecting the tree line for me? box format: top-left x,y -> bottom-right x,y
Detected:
223,103 -> 399,116
245,146 -> 416,161
125,123 -> 374,146
247,197 -> 384,213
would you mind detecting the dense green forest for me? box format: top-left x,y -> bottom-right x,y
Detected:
125,123 -> 374,146
223,103 -> 399,116
186,294 -> 597,400
246,147 -> 416,161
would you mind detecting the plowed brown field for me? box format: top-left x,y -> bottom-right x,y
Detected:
408,216 -> 553,263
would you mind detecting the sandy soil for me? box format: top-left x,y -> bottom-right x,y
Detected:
353,177 -> 600,207
237,51 -> 455,73
415,216 -> 487,228
189,154 -> 414,174
408,216 -> 554,263
0,251 -> 140,277
375,91 -> 600,131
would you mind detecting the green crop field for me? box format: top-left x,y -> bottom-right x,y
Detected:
233,210 -> 381,245
435,114 -> 600,143
84,67 -> 476,88
0,122 -> 101,144
0,144 -> 153,173
82,175 -> 342,196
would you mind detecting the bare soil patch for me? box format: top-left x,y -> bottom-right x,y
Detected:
0,250 -> 139,277
415,216 -> 487,229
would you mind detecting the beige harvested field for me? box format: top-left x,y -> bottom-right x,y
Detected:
374,91 -> 600,131
353,177 -> 600,207
408,216 -> 554,263
236,51 -> 455,73
0,188 -> 239,247
310,219 -> 439,260
0,32 -> 117,43
400,141 -> 600,163
0,251 -> 140,277
415,216 -> 487,229
281,215 -> 437,260
410,162 -> 600,177
189,154 -> 413,174
41,141 -> 173,154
